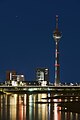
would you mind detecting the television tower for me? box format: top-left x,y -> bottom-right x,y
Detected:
53,15 -> 62,86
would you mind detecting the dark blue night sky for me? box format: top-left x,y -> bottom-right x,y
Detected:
0,0 -> 80,83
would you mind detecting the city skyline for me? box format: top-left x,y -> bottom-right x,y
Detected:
0,0 -> 80,83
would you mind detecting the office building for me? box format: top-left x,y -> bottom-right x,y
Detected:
36,68 -> 49,86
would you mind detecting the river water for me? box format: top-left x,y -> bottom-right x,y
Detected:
0,93 -> 80,120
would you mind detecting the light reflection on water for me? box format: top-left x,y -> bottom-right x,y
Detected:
0,93 -> 80,120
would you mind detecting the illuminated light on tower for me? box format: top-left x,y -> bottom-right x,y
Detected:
53,15 -> 62,86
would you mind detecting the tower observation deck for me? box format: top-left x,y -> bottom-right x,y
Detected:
53,15 -> 62,86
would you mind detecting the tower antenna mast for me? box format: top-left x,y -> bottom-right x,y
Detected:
56,15 -> 58,30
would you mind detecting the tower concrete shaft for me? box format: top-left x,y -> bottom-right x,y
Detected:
55,41 -> 60,85
53,15 -> 62,86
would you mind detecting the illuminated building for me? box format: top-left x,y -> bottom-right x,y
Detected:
53,15 -> 62,86
6,71 -> 25,86
36,68 -> 49,86
6,71 -> 17,81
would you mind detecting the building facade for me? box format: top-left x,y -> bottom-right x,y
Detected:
36,68 -> 49,86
